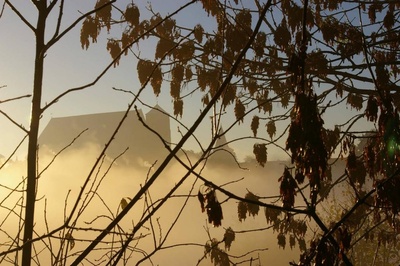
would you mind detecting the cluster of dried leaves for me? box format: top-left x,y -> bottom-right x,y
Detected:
197,184 -> 223,227
82,0 -> 400,264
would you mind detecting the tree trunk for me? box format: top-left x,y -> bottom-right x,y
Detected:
22,2 -> 46,265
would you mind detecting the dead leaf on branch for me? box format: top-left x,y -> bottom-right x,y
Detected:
265,206 -> 281,224
194,24 -> 204,43
198,186 -> 223,227
95,0 -> 112,32
365,95 -> 378,122
204,239 -> 229,266
137,59 -> 155,86
151,66 -> 162,96
279,168 -> 296,209
234,98 -> 245,123
124,3 -> 140,27
244,192 -> 260,217
80,16 -> 100,49
120,198 -> 128,210
277,233 -> 286,249
224,227 -> 235,251
155,38 -> 175,59
238,201 -> 247,222
266,120 -> 276,139
253,143 -> 267,167
251,115 -> 259,137
106,39 -> 121,66
173,99 -> 183,118
274,19 -> 291,49
65,232 -> 75,250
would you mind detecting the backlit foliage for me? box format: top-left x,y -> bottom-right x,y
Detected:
198,184 -> 223,227
223,227 -> 235,251
204,238 -> 229,266
253,143 -> 267,167
81,0 -> 400,264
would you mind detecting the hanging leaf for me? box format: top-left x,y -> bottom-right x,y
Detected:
346,93 -> 363,110
266,120 -> 276,139
172,64 -> 185,83
185,65 -> 193,81
155,38 -> 175,59
153,17 -> 176,38
280,93 -> 290,109
194,24 -> 204,43
120,198 -> 128,210
151,65 -> 162,96
226,25 -> 247,53
289,234 -> 296,249
203,189 -> 223,227
202,94 -> 209,105
204,239 -> 229,266
245,192 -> 260,217
274,19 -> 291,49
95,0 -> 112,31
298,237 -> 307,252
65,232 -> 75,250
124,3 -> 140,26
368,4 -> 377,23
198,190 -> 205,212
80,16 -> 99,49
383,10 -> 394,30
234,99 -> 245,123
246,78 -> 258,96
170,80 -> 181,99
197,67 -> 207,91
137,60 -> 155,86
265,206 -> 281,224
222,85 -> 236,108
253,143 -> 267,167
251,116 -> 260,137
278,168 -> 296,208
236,9 -> 252,33
320,17 -> 338,45
224,227 -> 235,251
295,170 -> 305,184
277,233 -> 286,249
253,32 -> 266,58
200,0 -> 219,17
174,40 -> 195,62
286,2 -> 303,32
307,50 -> 328,77
322,126 -> 341,154
237,201 -> 247,221
173,99 -> 183,117
121,30 -> 133,53
106,39 -> 121,66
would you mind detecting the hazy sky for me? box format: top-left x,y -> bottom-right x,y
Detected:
0,0 -> 245,160
0,0 -> 371,162
0,1 -> 381,265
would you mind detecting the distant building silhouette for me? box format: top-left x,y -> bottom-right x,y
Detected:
210,127 -> 237,164
38,105 -> 170,165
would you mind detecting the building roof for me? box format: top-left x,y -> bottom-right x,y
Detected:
39,108 -> 170,163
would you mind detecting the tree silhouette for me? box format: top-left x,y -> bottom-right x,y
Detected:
0,0 -> 399,265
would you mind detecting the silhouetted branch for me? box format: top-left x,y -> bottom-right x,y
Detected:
4,1 -> 35,31
0,94 -> 31,104
0,110 -> 29,134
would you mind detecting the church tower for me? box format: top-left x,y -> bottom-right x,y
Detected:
145,105 -> 171,147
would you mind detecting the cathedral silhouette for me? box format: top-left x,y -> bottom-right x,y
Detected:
38,105 -> 170,165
